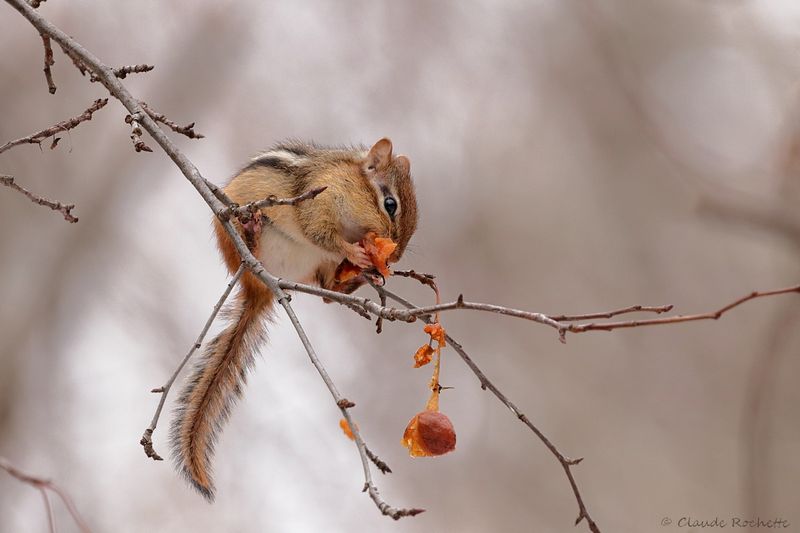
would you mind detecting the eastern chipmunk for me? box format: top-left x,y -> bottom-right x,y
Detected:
170,138 -> 418,500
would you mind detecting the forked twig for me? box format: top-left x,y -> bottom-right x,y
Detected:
565,285 -> 800,333
140,263 -> 245,460
0,456 -> 93,533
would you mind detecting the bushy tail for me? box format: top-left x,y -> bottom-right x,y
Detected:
170,285 -> 272,501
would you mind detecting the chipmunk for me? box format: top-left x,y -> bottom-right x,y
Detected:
170,138 -> 418,500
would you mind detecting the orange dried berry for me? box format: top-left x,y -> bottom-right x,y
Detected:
424,322 -> 446,347
334,260 -> 362,283
413,344 -> 434,368
402,410 -> 456,457
339,418 -> 357,441
363,232 -> 398,277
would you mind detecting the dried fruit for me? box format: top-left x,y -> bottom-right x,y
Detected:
424,322 -> 446,347
402,410 -> 456,457
413,344 -> 434,368
339,418 -> 356,440
363,231 -> 397,277
333,233 -> 398,284
334,260 -> 361,283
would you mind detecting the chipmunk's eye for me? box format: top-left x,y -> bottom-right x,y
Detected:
383,196 -> 397,218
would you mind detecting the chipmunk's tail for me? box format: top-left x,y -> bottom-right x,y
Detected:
170,282 -> 272,501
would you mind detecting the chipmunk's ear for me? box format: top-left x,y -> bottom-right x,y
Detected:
394,155 -> 410,176
365,138 -> 393,171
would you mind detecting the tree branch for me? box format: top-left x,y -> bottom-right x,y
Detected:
564,285 -> 800,334
1,174 -> 78,222
218,186 -> 329,223
0,98 -> 108,154
548,304 -> 673,321
124,112 -> 153,153
40,33 -> 56,94
112,63 -> 154,79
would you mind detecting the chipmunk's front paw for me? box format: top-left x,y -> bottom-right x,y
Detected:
344,242 -> 372,269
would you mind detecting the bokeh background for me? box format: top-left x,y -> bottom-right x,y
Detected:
1,1 -> 799,532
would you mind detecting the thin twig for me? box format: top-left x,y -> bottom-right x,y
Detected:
565,285 -> 800,333
40,33 -> 56,94
140,263 -> 246,460
365,446 -> 392,475
0,456 -> 93,533
376,287 -> 601,532
375,289 -> 387,333
40,487 -> 55,533
274,290 -> 423,519
275,280 -> 570,341
392,269 -> 437,290
0,98 -> 108,154
549,304 -> 674,322
218,186 -> 329,223
204,178 -> 234,206
1,175 -> 78,222
113,64 -> 154,79
139,100 -> 204,139
124,112 -> 152,153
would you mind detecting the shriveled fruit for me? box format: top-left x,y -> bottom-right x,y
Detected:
363,231 -> 397,277
413,344 -> 434,368
334,261 -> 361,283
402,410 -> 456,457
332,233 -> 398,285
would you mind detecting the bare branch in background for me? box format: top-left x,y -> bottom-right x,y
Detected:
699,192 -> 800,246
40,33 -> 56,94
1,175 -> 78,223
0,456 -> 93,533
141,264 -> 246,461
0,98 -> 107,154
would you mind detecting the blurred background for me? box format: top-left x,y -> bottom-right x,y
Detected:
1,1 -> 799,532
